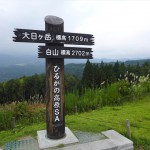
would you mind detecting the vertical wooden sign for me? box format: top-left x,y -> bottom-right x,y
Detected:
45,16 -> 65,139
13,15 -> 94,140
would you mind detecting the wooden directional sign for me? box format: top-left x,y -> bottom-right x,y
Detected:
13,15 -> 95,140
38,46 -> 93,59
13,29 -> 94,45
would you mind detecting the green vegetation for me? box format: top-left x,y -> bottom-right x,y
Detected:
0,122 -> 45,147
0,95 -> 149,149
0,103 -> 46,130
0,60 -> 150,149
0,60 -> 150,104
65,63 -> 85,78
0,58 -> 150,82
65,74 -> 150,114
81,60 -> 150,88
66,96 -> 150,149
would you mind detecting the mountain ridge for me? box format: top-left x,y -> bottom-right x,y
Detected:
0,54 -> 150,82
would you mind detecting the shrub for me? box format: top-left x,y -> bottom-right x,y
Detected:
13,102 -> 31,120
0,111 -> 13,130
65,92 -> 79,114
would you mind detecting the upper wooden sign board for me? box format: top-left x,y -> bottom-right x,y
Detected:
13,29 -> 94,45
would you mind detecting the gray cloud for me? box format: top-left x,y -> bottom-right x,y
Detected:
0,0 -> 150,59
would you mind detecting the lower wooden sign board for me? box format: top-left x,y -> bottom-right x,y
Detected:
38,46 -> 93,59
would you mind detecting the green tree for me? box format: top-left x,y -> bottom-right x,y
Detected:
142,62 -> 150,76
82,60 -> 94,88
65,73 -> 79,92
0,83 -> 5,104
4,79 -> 20,102
113,61 -> 120,80
105,64 -> 115,84
99,61 -> 105,83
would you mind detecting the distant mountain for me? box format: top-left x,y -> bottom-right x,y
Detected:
65,63 -> 85,78
0,54 -> 128,67
0,54 -> 150,82
124,59 -> 150,66
65,58 -> 128,64
0,64 -> 45,82
0,54 -> 42,67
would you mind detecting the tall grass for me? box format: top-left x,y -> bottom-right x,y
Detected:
65,84 -> 121,114
0,111 -> 13,130
65,92 -> 78,114
0,74 -> 150,130
0,102 -> 46,131
65,75 -> 150,114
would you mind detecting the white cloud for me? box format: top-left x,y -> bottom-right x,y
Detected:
74,0 -> 150,59
0,0 -> 150,59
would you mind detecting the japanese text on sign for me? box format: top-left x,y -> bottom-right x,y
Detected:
20,32 -> 90,42
22,32 -> 52,41
38,46 -> 93,59
13,29 -> 94,45
45,49 -> 91,57
53,65 -> 61,123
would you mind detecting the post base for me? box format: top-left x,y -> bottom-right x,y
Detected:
47,133 -> 66,139
37,127 -> 79,149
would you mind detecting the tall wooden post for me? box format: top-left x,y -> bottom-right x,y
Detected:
45,15 -> 65,139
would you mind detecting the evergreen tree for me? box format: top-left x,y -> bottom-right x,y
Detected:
82,60 -> 93,88
99,61 -> 105,84
65,73 -> 79,92
113,61 -> 120,80
105,64 -> 115,84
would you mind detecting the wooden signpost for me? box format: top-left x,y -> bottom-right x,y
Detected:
13,15 -> 94,139
45,16 -> 65,139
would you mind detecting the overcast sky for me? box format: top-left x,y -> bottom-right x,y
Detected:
0,0 -> 150,59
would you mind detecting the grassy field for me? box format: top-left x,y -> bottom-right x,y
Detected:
66,96 -> 150,149
0,95 -> 150,149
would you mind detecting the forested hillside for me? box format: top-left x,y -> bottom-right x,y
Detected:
0,58 -> 150,82
1,60 -> 150,149
0,64 -> 44,82
82,60 -> 150,88
0,60 -> 150,104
